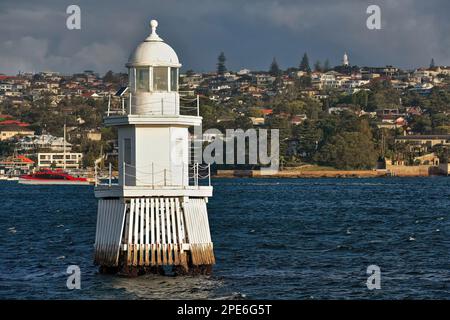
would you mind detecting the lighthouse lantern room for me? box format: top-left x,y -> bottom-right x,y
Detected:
93,20 -> 214,275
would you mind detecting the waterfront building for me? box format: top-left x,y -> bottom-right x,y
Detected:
37,152 -> 83,169
0,155 -> 34,176
93,20 -> 214,275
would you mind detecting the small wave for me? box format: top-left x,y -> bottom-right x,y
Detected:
215,292 -> 247,300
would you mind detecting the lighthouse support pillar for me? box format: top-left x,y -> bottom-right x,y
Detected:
94,195 -> 214,276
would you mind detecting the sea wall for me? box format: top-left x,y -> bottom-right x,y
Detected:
386,164 -> 432,177
216,165 -> 437,178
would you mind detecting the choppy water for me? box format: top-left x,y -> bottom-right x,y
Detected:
1,178 -> 449,299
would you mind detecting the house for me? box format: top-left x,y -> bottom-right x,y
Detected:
395,134 -> 450,153
37,152 -> 83,169
0,155 -> 35,176
86,131 -> 102,141
16,134 -> 72,152
291,114 -> 307,125
249,117 -> 265,125
0,125 -> 34,141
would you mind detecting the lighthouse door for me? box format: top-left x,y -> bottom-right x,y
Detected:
124,138 -> 133,186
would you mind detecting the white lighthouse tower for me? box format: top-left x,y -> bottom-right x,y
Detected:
93,19 -> 215,275
342,52 -> 349,66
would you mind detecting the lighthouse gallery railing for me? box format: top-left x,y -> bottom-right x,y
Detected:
106,92 -> 200,117
95,162 -> 211,188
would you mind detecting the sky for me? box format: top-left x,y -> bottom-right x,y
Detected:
0,0 -> 449,75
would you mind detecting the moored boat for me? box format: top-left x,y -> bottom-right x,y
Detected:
19,169 -> 90,185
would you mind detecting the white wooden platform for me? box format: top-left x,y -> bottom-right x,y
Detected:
104,114 -> 202,127
94,185 -> 213,198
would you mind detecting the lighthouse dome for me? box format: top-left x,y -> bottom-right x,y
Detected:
127,20 -> 181,67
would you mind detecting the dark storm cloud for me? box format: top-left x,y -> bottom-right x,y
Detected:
0,0 -> 449,74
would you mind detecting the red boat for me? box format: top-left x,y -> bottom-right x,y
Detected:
19,169 -> 90,185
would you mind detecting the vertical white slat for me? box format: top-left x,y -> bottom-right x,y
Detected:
165,197 -> 172,264
160,197 -> 167,264
133,198 -> 140,266
150,198 -> 155,266
134,199 -> 140,247
145,198 -> 150,266
128,199 -> 135,246
145,198 -> 150,245
201,199 -> 212,243
161,198 -> 166,245
102,200 -> 109,262
170,198 -> 177,244
127,199 -> 135,265
139,198 -> 144,265
94,200 -> 102,250
95,200 -> 103,262
175,198 -> 184,244
165,198 -> 172,244
123,202 -> 130,244
155,198 -> 160,245
150,198 -> 155,244
115,202 -> 127,265
170,197 -> 179,264
197,199 -> 207,244
155,197 -> 161,264
105,200 -> 115,264
140,198 -> 144,245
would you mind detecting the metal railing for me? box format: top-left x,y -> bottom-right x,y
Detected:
106,93 -> 200,117
95,162 -> 211,188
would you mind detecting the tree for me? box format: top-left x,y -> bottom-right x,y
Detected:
324,59 -> 331,72
103,70 -> 115,83
410,114 -> 432,134
430,58 -> 436,69
314,60 -> 322,72
269,57 -> 281,77
315,131 -> 377,169
299,53 -> 311,73
217,52 -> 227,75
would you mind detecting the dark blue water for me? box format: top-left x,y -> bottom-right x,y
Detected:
1,178 -> 449,299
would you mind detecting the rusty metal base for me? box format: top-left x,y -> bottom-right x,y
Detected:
98,251 -> 213,277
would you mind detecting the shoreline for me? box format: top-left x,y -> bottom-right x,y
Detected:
215,167 -> 446,178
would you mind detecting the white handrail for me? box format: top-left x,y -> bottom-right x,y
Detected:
96,161 -> 211,187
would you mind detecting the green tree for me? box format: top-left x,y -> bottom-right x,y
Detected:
314,60 -> 322,72
269,57 -> 281,77
315,131 -> 377,169
299,53 -> 311,73
323,59 -> 331,72
217,52 -> 227,75
410,115 -> 432,134
430,58 -> 436,69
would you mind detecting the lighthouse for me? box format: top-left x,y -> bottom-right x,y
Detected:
342,52 -> 349,66
93,20 -> 215,275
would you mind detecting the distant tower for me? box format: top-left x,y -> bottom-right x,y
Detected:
93,19 -> 215,275
342,52 -> 349,66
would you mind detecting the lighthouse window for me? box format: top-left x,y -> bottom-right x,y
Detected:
136,67 -> 149,92
153,67 -> 168,91
170,67 -> 178,91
